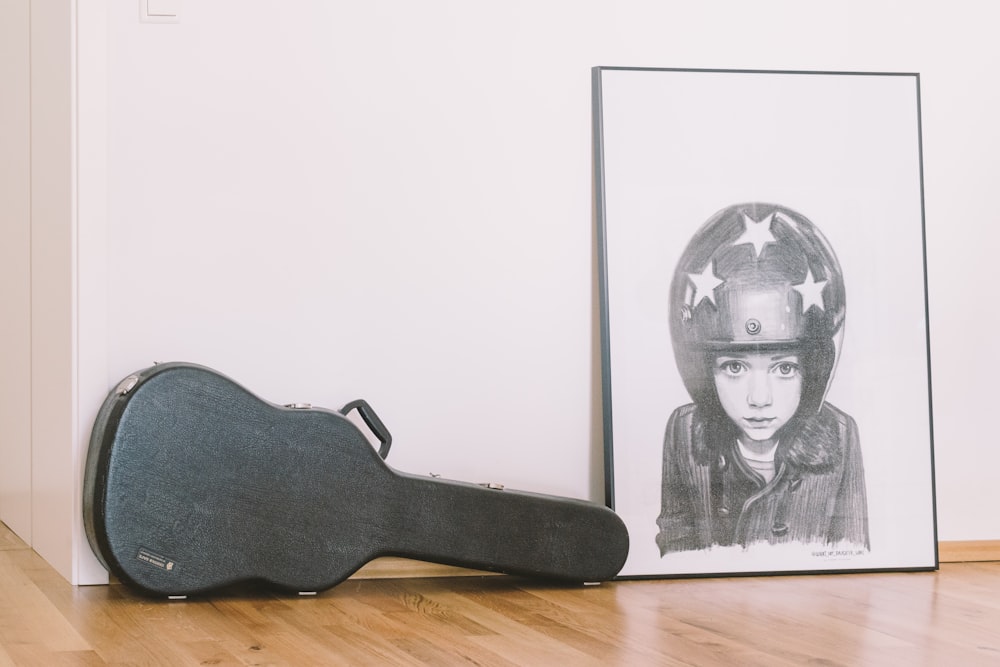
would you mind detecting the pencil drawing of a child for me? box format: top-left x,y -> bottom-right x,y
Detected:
657,203 -> 869,555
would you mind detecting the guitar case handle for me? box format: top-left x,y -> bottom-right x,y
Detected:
340,399 -> 392,460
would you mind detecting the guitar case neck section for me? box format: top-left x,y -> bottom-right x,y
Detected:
82,363 -> 629,597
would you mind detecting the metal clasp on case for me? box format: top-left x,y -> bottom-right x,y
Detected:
115,375 -> 140,396
285,403 -> 312,409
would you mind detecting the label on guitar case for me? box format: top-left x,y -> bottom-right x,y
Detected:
136,548 -> 177,572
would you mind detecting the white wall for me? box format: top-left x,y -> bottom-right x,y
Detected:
0,0 -> 32,542
104,1 -> 608,503
3,0 -> 999,585
0,0 -> 108,584
29,0 -> 78,579
101,0 -> 999,544
0,0 -> 82,577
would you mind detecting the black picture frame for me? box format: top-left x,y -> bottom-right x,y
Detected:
593,67 -> 937,578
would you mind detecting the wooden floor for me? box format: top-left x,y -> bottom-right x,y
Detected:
2,525 -> 999,666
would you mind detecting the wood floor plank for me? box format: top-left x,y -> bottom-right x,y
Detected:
0,551 -> 93,657
5,521 -> 1000,665
0,529 -> 26,553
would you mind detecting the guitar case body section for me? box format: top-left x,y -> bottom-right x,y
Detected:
83,363 -> 629,597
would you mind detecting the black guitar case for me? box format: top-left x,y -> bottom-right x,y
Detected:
83,363 -> 629,597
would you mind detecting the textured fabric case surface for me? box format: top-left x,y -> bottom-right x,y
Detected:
83,363 -> 629,597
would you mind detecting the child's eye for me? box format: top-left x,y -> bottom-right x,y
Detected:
773,362 -> 800,377
720,360 -> 746,375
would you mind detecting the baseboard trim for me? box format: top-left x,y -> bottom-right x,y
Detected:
937,540 -> 1000,563
349,541 -> 1000,580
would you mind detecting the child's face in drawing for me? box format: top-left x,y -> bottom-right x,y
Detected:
713,351 -> 803,443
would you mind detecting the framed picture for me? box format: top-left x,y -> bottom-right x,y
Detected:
593,67 -> 937,578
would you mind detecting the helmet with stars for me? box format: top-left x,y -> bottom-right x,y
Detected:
669,203 -> 846,415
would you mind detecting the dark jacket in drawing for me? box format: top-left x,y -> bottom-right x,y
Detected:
656,401 -> 869,555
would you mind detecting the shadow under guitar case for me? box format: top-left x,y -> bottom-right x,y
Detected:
83,362 -> 629,597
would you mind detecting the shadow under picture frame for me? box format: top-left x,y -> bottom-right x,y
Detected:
592,67 -> 937,578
